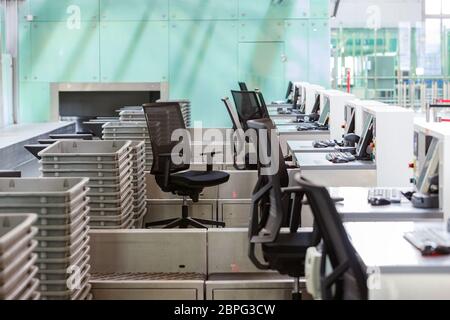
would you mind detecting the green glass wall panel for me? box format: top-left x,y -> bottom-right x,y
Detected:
100,0 -> 168,21
169,0 -> 238,20
100,21 -> 168,82
239,42 -> 285,102
17,0 -> 330,125
309,0 -> 329,19
285,20 -> 309,84
29,21 -> 100,82
239,20 -> 285,42
308,19 -> 330,87
23,0 -> 99,21
19,82 -> 50,122
169,21 -> 237,128
18,23 -> 32,81
239,0 -> 309,19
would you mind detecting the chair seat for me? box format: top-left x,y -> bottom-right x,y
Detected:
171,170 -> 230,188
262,232 -> 314,278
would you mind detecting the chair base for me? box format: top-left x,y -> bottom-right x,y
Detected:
146,217 -> 225,229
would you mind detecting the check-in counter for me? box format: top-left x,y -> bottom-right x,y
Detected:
277,126 -> 330,156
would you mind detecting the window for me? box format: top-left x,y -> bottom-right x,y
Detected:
425,0 -> 442,15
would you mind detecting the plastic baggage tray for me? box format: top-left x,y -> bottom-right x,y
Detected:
41,278 -> 91,301
0,254 -> 37,297
90,215 -> 134,230
36,208 -> 89,238
36,219 -> 89,248
0,214 -> 37,254
0,191 -> 88,217
41,159 -> 132,178
36,233 -> 89,260
103,121 -> 147,129
40,152 -> 132,170
89,186 -> 133,203
0,240 -> 37,285
0,227 -> 37,269
36,198 -> 89,226
37,244 -> 90,271
40,259 -> 91,292
1,266 -> 38,300
89,195 -> 133,216
0,178 -> 89,205
134,205 -> 147,221
89,189 -> 133,209
39,140 -> 132,162
133,189 -> 146,203
88,177 -> 131,194
133,193 -> 146,207
82,168 -> 132,186
89,206 -> 134,226
17,277 -> 39,300
38,253 -> 89,282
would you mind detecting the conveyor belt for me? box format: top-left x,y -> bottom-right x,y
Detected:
91,272 -> 206,281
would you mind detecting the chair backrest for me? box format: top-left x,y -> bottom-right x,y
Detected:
254,91 -> 270,118
231,90 -> 266,130
294,176 -> 368,300
247,119 -> 289,244
238,82 -> 249,91
222,97 -> 243,131
143,102 -> 190,175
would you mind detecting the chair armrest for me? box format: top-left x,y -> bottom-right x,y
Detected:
282,187 -> 305,233
157,153 -> 177,189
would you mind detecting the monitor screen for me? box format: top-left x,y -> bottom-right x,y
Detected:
344,106 -> 356,135
292,87 -> 300,110
356,115 -> 374,158
317,97 -> 330,126
416,137 -> 440,194
238,82 -> 248,91
311,94 -> 321,114
285,81 -> 293,100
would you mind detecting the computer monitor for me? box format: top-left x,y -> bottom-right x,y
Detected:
292,86 -> 300,110
239,82 -> 249,91
317,97 -> 330,126
311,94 -> 321,114
255,91 -> 270,118
344,105 -> 356,135
285,81 -> 294,100
356,115 -> 374,159
416,137 -> 440,194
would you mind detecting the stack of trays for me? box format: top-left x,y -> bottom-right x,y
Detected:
38,141 -> 135,230
119,102 -> 191,128
0,178 -> 92,300
102,122 -> 153,171
157,99 -> 191,127
129,141 -> 147,228
0,214 -> 39,300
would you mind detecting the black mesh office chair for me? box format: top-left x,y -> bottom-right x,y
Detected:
143,102 -> 229,229
231,90 -> 267,131
222,97 -> 257,171
238,82 -> 249,91
294,176 -> 368,300
247,118 -> 319,300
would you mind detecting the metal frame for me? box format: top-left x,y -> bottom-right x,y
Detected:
50,82 -> 169,121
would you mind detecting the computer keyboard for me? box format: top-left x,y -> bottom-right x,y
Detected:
325,152 -> 356,163
313,140 -> 336,148
404,228 -> 450,255
368,188 -> 402,204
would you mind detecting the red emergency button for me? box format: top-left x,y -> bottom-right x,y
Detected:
409,163 -> 415,169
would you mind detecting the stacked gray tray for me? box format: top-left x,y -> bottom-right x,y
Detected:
38,140 -> 135,230
157,99 -> 191,127
0,178 -> 92,300
102,122 -> 152,171
119,102 -> 191,127
0,213 -> 39,300
129,141 -> 147,228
